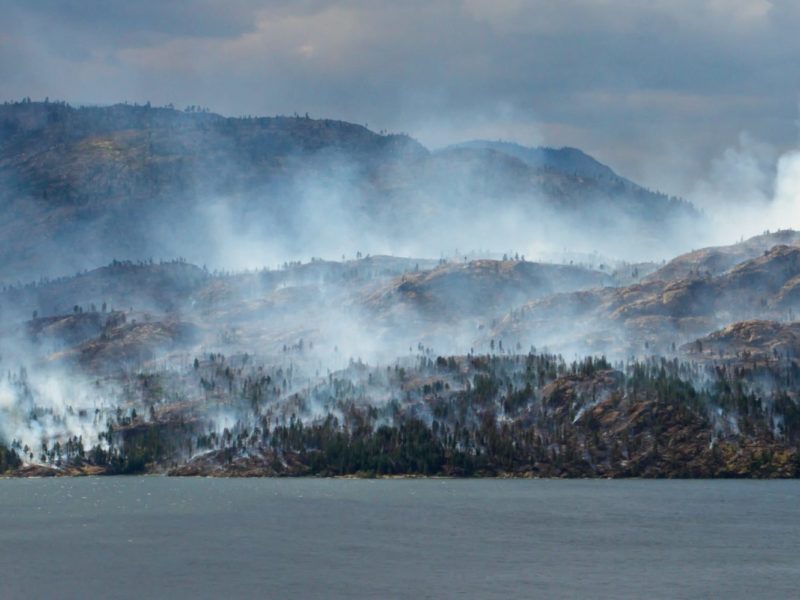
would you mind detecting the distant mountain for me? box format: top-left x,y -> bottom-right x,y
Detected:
447,140 -> 622,181
0,100 -> 701,283
0,101 -> 425,281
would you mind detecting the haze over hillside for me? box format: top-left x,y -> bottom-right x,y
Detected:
0,100 -> 701,283
2,99 -> 800,479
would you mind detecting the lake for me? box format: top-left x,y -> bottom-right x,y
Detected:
0,478 -> 798,599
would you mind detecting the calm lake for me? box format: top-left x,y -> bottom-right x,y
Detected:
0,478 -> 798,599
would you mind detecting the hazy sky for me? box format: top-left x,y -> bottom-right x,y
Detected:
2,0 -> 799,193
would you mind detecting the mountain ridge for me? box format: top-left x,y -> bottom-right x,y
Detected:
0,100 -> 701,283
447,139 -> 623,182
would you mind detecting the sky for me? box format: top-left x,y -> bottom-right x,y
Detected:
2,0 -> 799,194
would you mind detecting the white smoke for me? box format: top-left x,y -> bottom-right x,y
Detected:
692,131 -> 800,243
772,150 -> 800,228
0,367 -> 115,462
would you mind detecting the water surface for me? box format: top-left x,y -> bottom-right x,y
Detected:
1,478 -> 798,599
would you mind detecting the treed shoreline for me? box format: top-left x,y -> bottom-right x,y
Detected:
4,353 -> 800,479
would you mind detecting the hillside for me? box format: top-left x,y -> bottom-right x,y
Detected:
0,100 -> 701,283
4,102 -> 800,480
645,230 -> 800,282
449,140 -> 623,181
2,255 -> 618,375
2,230 -> 800,477
364,259 -> 613,324
682,320 -> 800,364
11,231 -> 800,371
7,352 -> 800,478
492,235 -> 800,355
10,233 -> 800,371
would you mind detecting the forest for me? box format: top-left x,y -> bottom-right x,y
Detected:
4,351 -> 799,478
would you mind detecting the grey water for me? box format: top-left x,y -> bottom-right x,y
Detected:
0,478 -> 798,599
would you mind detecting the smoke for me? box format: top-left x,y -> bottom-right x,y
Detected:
149,147 -> 700,273
3,103 -> 800,469
692,131 -> 800,243
0,366 -> 114,459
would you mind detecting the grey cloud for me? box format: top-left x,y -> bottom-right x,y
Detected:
7,1 -> 262,39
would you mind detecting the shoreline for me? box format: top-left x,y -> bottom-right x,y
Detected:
4,469 -> 798,480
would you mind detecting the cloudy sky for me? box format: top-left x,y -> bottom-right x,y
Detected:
2,0 -> 799,193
